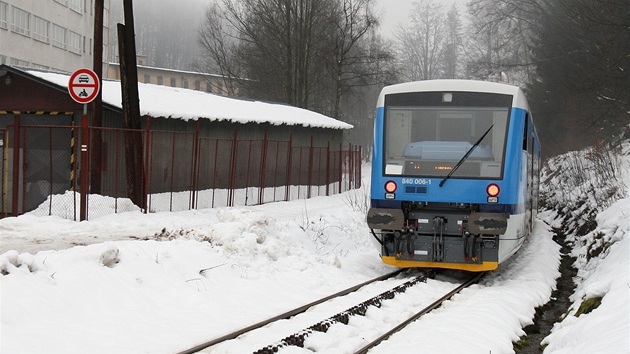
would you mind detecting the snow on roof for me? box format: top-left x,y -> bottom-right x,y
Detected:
28,70 -> 353,130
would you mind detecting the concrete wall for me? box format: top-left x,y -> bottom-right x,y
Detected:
0,0 -> 110,74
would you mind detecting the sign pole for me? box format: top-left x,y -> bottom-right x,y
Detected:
80,104 -> 88,221
68,68 -> 99,221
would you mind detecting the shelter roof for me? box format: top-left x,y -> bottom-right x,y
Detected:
4,65 -> 351,130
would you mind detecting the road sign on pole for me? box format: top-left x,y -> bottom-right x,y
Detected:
68,68 -> 100,220
68,68 -> 100,104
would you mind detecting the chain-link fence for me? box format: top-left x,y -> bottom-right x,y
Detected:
2,123 -> 361,220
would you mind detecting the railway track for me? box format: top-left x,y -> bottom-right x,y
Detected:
178,270 -> 484,354
178,269 -> 408,354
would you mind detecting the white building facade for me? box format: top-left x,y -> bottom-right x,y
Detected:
0,0 -> 110,74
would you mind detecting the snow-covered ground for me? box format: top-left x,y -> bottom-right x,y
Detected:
2,143 -> 629,353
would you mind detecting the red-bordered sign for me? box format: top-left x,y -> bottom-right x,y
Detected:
68,68 -> 100,104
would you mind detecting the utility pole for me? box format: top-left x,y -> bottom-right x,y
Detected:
118,0 -> 144,209
91,0 -> 104,194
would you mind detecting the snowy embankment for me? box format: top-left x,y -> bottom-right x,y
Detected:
538,139 -> 630,353
1,138 -> 629,354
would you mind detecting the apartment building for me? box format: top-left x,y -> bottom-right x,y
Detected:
1,1 -> 234,96
0,0 -> 110,74
107,60 -> 233,96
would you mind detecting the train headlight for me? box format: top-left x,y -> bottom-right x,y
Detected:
385,180 -> 397,199
486,183 -> 500,203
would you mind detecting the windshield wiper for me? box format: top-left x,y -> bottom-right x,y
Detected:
439,124 -> 493,187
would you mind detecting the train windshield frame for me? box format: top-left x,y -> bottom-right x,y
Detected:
382,91 -> 512,179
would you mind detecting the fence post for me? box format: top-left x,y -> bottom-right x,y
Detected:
190,120 -> 200,210
348,143 -> 353,192
80,106 -> 89,221
70,116 -> 75,192
285,134 -> 292,201
169,132 -> 176,211
258,130 -> 268,205
357,145 -> 362,189
144,116 -> 151,213
11,115 -> 20,216
47,127 -> 53,216
273,141 -> 280,202
326,142 -> 330,196
228,129 -> 238,207
245,140 -> 253,205
338,143 -> 343,193
212,139 -> 219,208
307,136 -> 313,199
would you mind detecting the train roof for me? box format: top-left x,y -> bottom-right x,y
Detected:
377,80 -> 529,111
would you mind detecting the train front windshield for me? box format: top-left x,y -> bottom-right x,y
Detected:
383,91 -> 512,179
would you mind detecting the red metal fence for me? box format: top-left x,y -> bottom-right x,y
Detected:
0,122 -> 361,220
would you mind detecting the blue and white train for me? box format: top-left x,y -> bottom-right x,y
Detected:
367,80 -> 541,271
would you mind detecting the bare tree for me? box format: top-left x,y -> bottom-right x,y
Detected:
322,0 -> 379,118
443,4 -> 463,79
196,3 -> 243,96
197,0 -> 331,108
465,0 -> 544,84
527,0 -> 630,156
394,0 -> 448,81
197,0 -> 390,122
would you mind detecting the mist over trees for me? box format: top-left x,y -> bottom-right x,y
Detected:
109,0 -> 208,70
197,0 -> 393,115
464,0 -> 539,85
196,0 -> 396,150
526,0 -> 630,156
111,0 -> 628,158
394,1 -> 463,80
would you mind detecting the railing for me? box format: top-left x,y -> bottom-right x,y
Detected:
0,123 -> 361,220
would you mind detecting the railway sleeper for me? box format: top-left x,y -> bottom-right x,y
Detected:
253,271 -> 434,354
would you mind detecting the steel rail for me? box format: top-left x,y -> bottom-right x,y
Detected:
253,270 -> 436,354
177,268 -> 406,354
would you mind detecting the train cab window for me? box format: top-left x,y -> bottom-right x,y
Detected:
383,91 -> 511,179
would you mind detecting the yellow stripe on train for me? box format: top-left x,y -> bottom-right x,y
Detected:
381,256 -> 498,272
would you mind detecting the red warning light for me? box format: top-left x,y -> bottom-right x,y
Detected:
385,181 -> 397,193
486,184 -> 500,197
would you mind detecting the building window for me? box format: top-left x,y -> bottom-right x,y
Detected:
194,80 -> 200,90
54,0 -> 68,6
0,55 -> 7,64
68,0 -> 83,13
51,24 -> 66,49
144,74 -> 150,83
11,6 -> 30,37
170,77 -> 176,87
10,57 -> 29,68
103,8 -> 108,27
32,16 -> 49,43
31,63 -> 50,70
182,79 -> 188,89
0,2 -> 8,30
67,30 -> 82,54
157,76 -> 163,85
